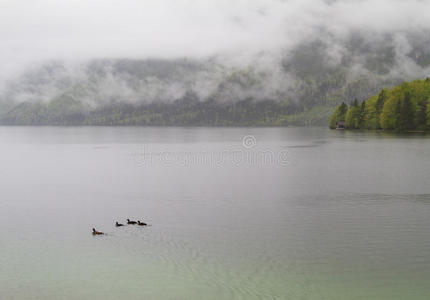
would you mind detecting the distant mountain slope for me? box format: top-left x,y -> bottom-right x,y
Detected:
1,31 -> 430,126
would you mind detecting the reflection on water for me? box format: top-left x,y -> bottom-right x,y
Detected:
284,139 -> 330,148
0,127 -> 430,299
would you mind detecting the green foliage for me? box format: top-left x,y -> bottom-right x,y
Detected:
427,98 -> 430,128
373,89 -> 386,129
362,95 -> 378,129
329,102 -> 348,129
345,100 -> 361,129
376,89 -> 386,112
359,101 -> 366,128
416,98 -> 428,130
399,92 -> 415,130
393,99 -> 403,130
0,98 -> 312,127
331,78 -> 430,131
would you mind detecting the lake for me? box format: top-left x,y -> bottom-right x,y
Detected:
1,126 -> 429,299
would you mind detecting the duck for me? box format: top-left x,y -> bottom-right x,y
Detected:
127,219 -> 137,225
92,228 -> 104,235
137,220 -> 148,226
115,222 -> 124,227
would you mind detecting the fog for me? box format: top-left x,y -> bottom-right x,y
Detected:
2,0 -> 430,105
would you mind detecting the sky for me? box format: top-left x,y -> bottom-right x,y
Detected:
2,1 -> 430,63
2,0 -> 430,94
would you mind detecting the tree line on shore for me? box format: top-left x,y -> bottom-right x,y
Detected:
0,97 -> 308,127
329,78 -> 430,131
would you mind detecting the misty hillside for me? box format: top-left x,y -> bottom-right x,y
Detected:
1,31 -> 430,126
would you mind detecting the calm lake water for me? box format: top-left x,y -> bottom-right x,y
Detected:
1,127 -> 430,299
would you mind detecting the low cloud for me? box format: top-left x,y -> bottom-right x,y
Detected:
1,0 -> 430,105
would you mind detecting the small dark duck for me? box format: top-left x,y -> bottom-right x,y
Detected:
115,222 -> 124,227
92,228 -> 104,235
137,220 -> 148,226
127,219 -> 137,225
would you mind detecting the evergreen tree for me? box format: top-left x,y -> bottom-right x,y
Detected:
427,98 -> 430,128
339,102 -> 348,115
416,99 -> 428,130
375,89 -> 386,129
400,92 -> 415,131
375,90 -> 386,112
345,100 -> 361,129
352,98 -> 359,108
329,102 -> 348,129
394,99 -> 402,131
359,100 -> 366,129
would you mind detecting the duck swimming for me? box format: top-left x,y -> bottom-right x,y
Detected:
92,228 -> 104,235
115,222 -> 124,227
137,221 -> 148,226
127,219 -> 137,225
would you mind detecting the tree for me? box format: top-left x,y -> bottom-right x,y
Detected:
427,98 -> 430,128
376,89 -> 386,112
339,78 -> 430,131
352,98 -> 359,108
329,102 -> 348,128
339,102 -> 348,115
393,99 -> 403,130
359,100 -> 366,128
345,99 -> 361,129
400,92 -> 415,131
375,89 -> 386,129
416,99 -> 428,130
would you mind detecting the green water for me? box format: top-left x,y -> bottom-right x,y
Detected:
0,127 -> 429,299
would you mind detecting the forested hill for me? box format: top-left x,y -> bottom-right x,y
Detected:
0,56 -> 388,126
0,54 -> 401,126
329,78 -> 430,131
2,31 -> 430,126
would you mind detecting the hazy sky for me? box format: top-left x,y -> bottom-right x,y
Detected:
2,0 -> 430,75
